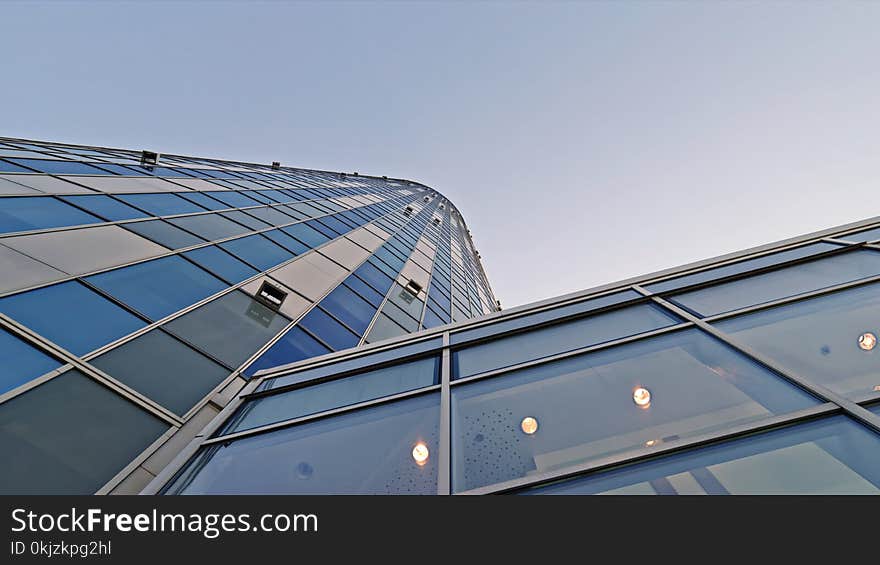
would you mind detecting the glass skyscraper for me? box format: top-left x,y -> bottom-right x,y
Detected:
0,136 -> 497,494
4,137 -> 880,495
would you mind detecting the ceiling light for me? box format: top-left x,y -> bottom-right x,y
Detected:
858,332 -> 877,351
633,387 -> 651,408
412,442 -> 429,466
520,416 -> 539,435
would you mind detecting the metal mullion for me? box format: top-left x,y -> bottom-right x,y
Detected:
638,287 -> 880,435
458,403 -> 838,495
449,322 -> 694,387
203,385 -> 442,446
438,332 -> 452,495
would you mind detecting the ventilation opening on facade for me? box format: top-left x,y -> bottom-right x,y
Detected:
433,218 -> 441,226
405,279 -> 423,295
271,161 -> 281,170
439,204 -> 445,209
404,206 -> 414,216
255,280 -> 288,311
140,150 -> 159,166
423,196 -> 430,203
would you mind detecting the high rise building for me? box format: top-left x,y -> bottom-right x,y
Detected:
0,136 -> 498,494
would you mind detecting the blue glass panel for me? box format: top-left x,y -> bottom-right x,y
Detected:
452,329 -> 819,492
318,215 -> 352,236
0,196 -> 102,234
281,222 -> 329,248
121,219 -> 205,249
219,234 -> 292,271
183,246 -> 259,285
204,191 -> 261,208
3,158 -> 112,175
0,160 -> 34,173
299,308 -> 360,350
242,191 -> 274,204
263,229 -> 310,255
167,213 -> 250,241
354,261 -> 394,294
244,327 -> 331,377
305,219 -> 338,239
116,193 -> 206,216
177,191 -> 229,211
319,284 -> 378,335
525,415 -> 880,495
168,393 -> 440,494
422,307 -> 446,329
86,256 -> 226,321
227,357 -> 439,433
220,210 -> 272,230
0,329 -> 60,395
647,242 -> 845,294
59,195 -> 149,221
671,250 -> 880,317
838,226 -> 880,243
0,281 -> 146,355
343,275 -> 385,307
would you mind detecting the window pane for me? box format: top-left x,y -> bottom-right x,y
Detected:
525,415 -> 880,495
225,357 -> 439,434
671,250 -> 880,317
838,226 -> 880,243
244,326 -> 331,377
0,281 -> 146,356
646,242 -> 844,294
219,234 -> 292,271
0,329 -> 60,395
60,195 -> 149,221
91,330 -> 230,416
263,229 -> 309,255
0,369 -> 168,494
319,284 -> 377,335
164,290 -> 289,369
299,307 -> 360,351
244,206 -> 295,227
116,193 -> 206,216
167,213 -> 249,241
0,243 -> 66,294
122,219 -> 205,249
183,245 -> 258,285
220,210 -> 272,230
451,329 -> 818,492
168,393 -> 439,494
717,282 -> 880,400
177,191 -> 228,211
454,304 -> 679,379
0,196 -> 102,234
204,191 -> 261,208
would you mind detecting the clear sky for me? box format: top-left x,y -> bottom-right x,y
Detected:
2,1 -> 879,308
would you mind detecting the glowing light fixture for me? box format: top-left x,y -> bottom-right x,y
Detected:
645,439 -> 657,447
412,442 -> 429,466
520,416 -> 539,435
632,386 -> 652,408
858,332 -> 877,351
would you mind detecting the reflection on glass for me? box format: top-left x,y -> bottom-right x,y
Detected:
451,329 -> 818,492
524,415 -> 880,494
168,393 -> 439,494
717,282 -> 880,400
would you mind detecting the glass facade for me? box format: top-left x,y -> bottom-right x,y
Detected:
0,136 -> 497,494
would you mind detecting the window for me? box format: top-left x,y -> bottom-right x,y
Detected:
244,326 -> 331,377
0,281 -> 146,356
3,158 -> 112,176
85,255 -> 227,321
364,313 -> 408,344
164,290 -> 290,369
319,284 -> 378,335
122,219 -> 205,249
176,191 -> 228,211
0,196 -> 103,234
282,222 -> 329,248
219,210 -> 272,230
92,330 -> 230,416
60,195 -> 149,221
353,261 -> 394,295
838,226 -> 880,243
116,193 -> 206,216
0,329 -> 61,395
0,244 -> 66,295
167,213 -> 250,241
451,329 -> 818,492
298,308 -> 360,351
0,369 -> 168,494
524,415 -> 880,495
243,206 -> 295,227
183,245 -> 258,285
262,229 -> 310,255
204,191 -> 262,208
342,274 -> 385,307
226,357 -> 439,433
219,234 -> 292,271
167,393 -> 439,494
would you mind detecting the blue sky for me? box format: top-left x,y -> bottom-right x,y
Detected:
2,1 -> 879,308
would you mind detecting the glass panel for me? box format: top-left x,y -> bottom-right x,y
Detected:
0,244 -> 66,294
177,191 -> 228,211
225,357 -> 439,434
204,191 -> 262,208
298,308 -> 360,350
219,234 -> 292,271
0,196 -> 102,234
0,160 -> 37,173
91,330 -> 230,416
116,193 -> 206,216
0,369 -> 168,494
167,213 -> 250,241
168,393 -> 439,494
183,245 -> 259,285
86,255 -> 226,321
282,222 -> 330,248
364,313 -> 408,344
451,329 -> 818,492
122,219 -> 205,249
837,226 -> 880,243
263,229 -> 310,255
319,284 -> 378,335
717,282 -> 880,400
164,290 -> 289,369
60,195 -> 149,221
0,329 -> 60,395
343,274 -> 385,307
0,281 -> 146,356
244,326 -> 332,377
454,303 -> 679,379
525,415 -> 880,495
388,283 -> 425,321
3,158 -> 111,175
671,250 -> 880,317
220,210 -> 272,230
646,242 -> 844,294
244,206 -> 295,227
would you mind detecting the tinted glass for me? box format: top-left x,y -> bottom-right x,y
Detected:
454,303 -> 679,379
0,196 -> 102,234
116,193 -> 206,216
92,330 -> 230,415
167,213 -> 250,241
177,191 -> 229,211
3,158 -> 111,175
244,326 -> 331,377
298,308 -> 360,351
319,284 -> 377,335
526,415 -> 880,495
263,229 -> 310,255
837,226 -> 880,243
0,329 -> 61,395
219,210 -> 272,230
204,191 -> 261,208
60,195 -> 149,221
183,246 -> 258,285
219,234 -> 292,271
0,281 -> 146,355
169,393 -> 439,494
451,329 -> 818,492
282,222 -> 330,248
122,219 -> 205,249
164,290 -> 289,369
671,250 -> 880,317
